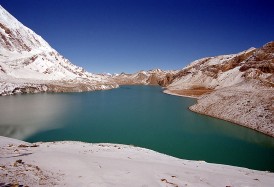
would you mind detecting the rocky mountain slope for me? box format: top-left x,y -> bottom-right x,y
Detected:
162,41 -> 274,137
161,43 -> 273,89
111,69 -> 178,85
0,5 -> 117,96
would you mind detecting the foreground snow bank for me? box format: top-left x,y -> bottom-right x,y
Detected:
1,136 -> 273,186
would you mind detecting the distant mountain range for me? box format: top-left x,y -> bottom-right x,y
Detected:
110,69 -> 178,85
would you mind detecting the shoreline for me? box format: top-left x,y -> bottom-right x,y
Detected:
188,107 -> 274,139
163,88 -> 274,138
163,89 -> 199,99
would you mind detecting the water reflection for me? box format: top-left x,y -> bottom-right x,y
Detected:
0,93 -> 69,139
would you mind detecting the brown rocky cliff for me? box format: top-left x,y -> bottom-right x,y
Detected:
240,41 -> 274,74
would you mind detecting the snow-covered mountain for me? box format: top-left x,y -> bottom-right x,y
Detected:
0,5 -> 117,95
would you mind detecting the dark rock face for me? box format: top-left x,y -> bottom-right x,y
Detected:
240,41 -> 274,74
147,74 -> 159,85
158,73 -> 174,87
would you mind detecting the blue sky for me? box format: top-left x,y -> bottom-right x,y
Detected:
1,0 -> 274,73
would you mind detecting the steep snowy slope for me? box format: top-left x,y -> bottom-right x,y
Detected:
0,5 -> 117,95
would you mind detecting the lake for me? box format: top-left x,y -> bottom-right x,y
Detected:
0,85 -> 274,171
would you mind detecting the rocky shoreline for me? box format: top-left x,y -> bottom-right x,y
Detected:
163,81 -> 274,138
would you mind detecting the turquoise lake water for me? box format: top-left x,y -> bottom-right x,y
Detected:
0,85 -> 274,171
